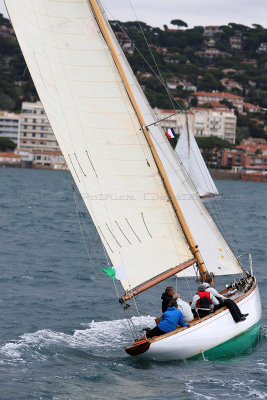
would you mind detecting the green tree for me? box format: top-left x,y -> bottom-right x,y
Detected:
255,148 -> 262,155
0,93 -> 15,110
0,137 -> 16,151
170,19 -> 188,29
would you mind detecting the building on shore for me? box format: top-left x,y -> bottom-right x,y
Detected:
154,106 -> 237,144
0,152 -> 21,165
0,111 -> 20,144
221,140 -> 267,175
190,92 -> 244,113
17,101 -> 66,169
19,101 -> 59,151
32,150 -> 65,169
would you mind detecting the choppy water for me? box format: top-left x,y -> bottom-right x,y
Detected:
0,167 -> 266,400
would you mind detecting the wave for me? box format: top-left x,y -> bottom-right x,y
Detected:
0,315 -> 155,365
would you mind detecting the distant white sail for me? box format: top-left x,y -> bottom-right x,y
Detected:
5,0 -> 193,290
175,123 -> 219,197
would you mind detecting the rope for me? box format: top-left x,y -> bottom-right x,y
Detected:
72,184 -> 96,269
128,0 -> 180,111
102,4 -> 182,111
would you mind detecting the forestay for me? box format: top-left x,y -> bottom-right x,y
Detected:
5,0 -> 193,290
175,123 -> 219,197
101,8 -> 242,276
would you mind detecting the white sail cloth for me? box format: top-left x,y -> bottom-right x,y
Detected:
175,124 -> 219,197
5,0 -> 193,290
101,10 -> 242,277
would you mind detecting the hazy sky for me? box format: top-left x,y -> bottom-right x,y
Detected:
0,0 -> 266,29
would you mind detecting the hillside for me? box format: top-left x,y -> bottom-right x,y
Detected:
0,14 -> 266,142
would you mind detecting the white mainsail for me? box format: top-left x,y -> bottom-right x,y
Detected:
5,0 -> 194,290
175,123 -> 219,197
100,11 -> 242,277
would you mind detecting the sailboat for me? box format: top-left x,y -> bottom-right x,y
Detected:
175,118 -> 219,198
5,0 -> 261,361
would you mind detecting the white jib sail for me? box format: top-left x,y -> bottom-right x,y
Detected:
100,9 -> 242,277
5,0 -> 193,290
175,123 -> 219,197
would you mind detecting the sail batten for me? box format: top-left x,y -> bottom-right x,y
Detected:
5,0 -> 194,290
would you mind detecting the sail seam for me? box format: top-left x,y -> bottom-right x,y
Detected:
98,226 -> 113,253
74,153 -> 86,177
68,154 -> 80,182
125,218 -> 141,243
115,221 -> 132,245
106,223 -> 122,248
141,212 -> 152,238
85,150 -> 98,178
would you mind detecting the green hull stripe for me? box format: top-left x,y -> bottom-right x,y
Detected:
189,321 -> 261,360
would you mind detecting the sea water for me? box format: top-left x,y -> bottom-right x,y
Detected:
0,167 -> 266,400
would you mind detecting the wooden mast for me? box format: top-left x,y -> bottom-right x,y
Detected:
89,0 -> 207,277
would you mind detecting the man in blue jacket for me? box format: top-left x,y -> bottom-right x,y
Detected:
145,299 -> 190,339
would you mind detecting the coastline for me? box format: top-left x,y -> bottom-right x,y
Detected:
210,169 -> 267,182
1,164 -> 266,182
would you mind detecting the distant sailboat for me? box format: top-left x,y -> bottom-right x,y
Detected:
175,117 -> 219,198
5,0 -> 261,361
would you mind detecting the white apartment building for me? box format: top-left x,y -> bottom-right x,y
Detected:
0,111 -> 20,144
18,101 -> 66,168
154,107 -> 237,144
19,101 -> 59,151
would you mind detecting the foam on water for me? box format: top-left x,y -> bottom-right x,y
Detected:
0,315 -> 155,365
185,377 -> 267,399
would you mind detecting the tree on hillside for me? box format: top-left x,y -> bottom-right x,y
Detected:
0,137 -> 16,152
170,19 -> 188,29
196,136 -> 233,150
0,93 -> 15,111
195,136 -> 234,168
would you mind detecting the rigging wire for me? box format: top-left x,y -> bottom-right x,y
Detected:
107,0 -> 241,270
102,4 -> 183,112
72,183 -> 96,271
128,0 -> 179,111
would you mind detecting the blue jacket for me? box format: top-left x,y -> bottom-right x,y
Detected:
158,306 -> 189,333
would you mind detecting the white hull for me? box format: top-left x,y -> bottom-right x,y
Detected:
138,284 -> 261,361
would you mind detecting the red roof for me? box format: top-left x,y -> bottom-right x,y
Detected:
244,103 -> 262,110
190,106 -> 231,113
32,150 -> 62,155
237,144 -> 267,152
194,92 -> 243,100
209,102 -> 229,108
160,109 -> 177,114
0,152 -> 20,158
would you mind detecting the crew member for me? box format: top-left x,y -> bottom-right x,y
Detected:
191,283 -> 219,318
204,275 -> 248,323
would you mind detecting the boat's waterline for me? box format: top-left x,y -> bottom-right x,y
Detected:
137,283 -> 261,361
189,321 -> 261,361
